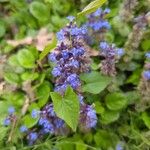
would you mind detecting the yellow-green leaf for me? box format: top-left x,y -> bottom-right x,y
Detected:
39,36 -> 57,61
77,0 -> 107,16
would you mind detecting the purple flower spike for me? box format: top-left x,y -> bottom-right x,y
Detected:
86,8 -> 111,32
52,66 -> 62,77
80,104 -> 97,129
99,41 -> 124,76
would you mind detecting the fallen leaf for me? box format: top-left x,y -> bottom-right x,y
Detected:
7,28 -> 55,51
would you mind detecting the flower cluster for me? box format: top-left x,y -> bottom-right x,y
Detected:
125,13 -> 150,60
26,17 -> 97,144
137,52 -> 150,111
49,17 -> 91,94
79,104 -> 97,130
119,0 -> 138,22
26,104 -> 65,144
86,8 -> 110,32
99,41 -> 124,76
38,104 -> 64,134
142,52 -> 150,81
3,106 -> 29,136
85,8 -> 110,43
3,106 -> 16,126
49,17 -> 97,131
27,132 -> 38,145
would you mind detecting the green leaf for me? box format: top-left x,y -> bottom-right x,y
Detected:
0,20 -> 6,38
125,91 -> 140,105
29,46 -> 39,60
0,127 -> 8,141
21,72 -> 39,81
142,112 -> 150,129
4,72 -> 21,84
76,140 -> 87,150
82,82 -> 109,94
28,103 -> 40,113
39,36 -> 57,61
105,92 -> 127,110
37,81 -> 51,107
95,101 -> 105,114
0,101 -> 9,114
9,92 -> 25,107
91,61 -> 100,70
126,69 -> 142,85
141,40 -> 150,51
77,0 -> 107,16
81,71 -> 111,94
17,49 -> 35,68
101,110 -> 120,124
118,125 -> 130,137
80,71 -> 103,83
8,55 -> 20,67
83,132 -> 93,144
29,2 -> 50,22
22,114 -> 39,128
94,130 -> 118,149
51,86 -> 79,131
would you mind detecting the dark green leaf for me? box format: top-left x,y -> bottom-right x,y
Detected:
0,20 -> 6,38
142,112 -> 150,129
125,91 -> 140,105
95,101 -> 105,114
126,69 -> 142,85
105,92 -> 127,110
81,72 -> 111,94
101,110 -> 120,124
51,86 -> 79,131
141,40 -> 150,51
94,130 -> 118,149
37,81 -> 51,107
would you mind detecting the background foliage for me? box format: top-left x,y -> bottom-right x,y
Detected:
0,0 -> 150,150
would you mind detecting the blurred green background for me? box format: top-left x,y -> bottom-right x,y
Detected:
0,0 -> 150,150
